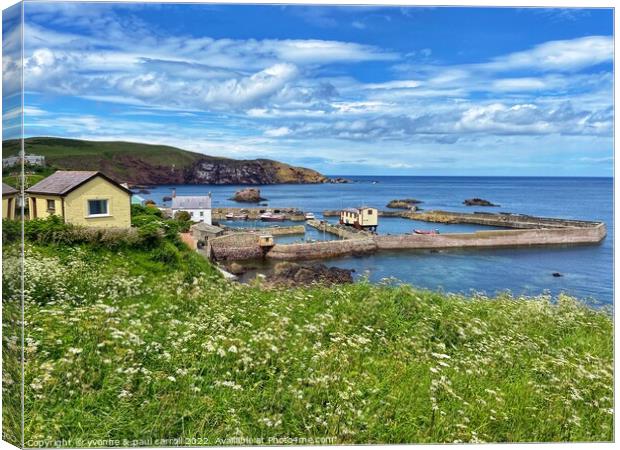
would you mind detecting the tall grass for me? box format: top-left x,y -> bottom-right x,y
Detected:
2,240 -> 613,445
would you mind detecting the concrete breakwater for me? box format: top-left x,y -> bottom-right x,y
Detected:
268,238 -> 378,260
223,224 -> 305,236
306,219 -> 372,239
375,223 -> 607,250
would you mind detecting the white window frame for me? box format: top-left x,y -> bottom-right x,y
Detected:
87,199 -> 110,218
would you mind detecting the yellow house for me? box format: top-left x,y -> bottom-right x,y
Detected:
26,171 -> 131,228
2,182 -> 18,220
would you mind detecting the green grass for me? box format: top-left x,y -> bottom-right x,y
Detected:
2,239 -> 613,445
3,137 -> 208,168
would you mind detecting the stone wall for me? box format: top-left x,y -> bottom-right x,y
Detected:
375,223 -> 607,250
267,238 -> 377,260
224,225 -> 305,236
208,232 -> 263,261
306,219 -> 371,239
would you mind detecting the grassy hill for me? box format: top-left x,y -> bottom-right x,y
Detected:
2,137 -> 328,185
2,214 -> 613,445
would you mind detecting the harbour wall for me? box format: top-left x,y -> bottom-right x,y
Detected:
306,219 -> 371,239
267,238 -> 378,260
208,233 -> 265,261
203,211 -> 606,262
374,223 -> 607,250
224,225 -> 305,236
213,207 -> 305,221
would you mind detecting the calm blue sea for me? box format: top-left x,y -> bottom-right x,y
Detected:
146,177 -> 613,305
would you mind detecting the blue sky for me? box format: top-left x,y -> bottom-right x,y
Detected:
2,3 -> 614,176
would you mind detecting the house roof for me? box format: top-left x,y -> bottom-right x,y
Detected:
171,195 -> 212,209
2,183 -> 18,195
192,223 -> 223,234
342,206 -> 377,213
26,171 -> 131,196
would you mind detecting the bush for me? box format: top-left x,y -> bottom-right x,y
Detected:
174,210 -> 191,222
24,215 -> 70,243
131,214 -> 166,228
131,204 -> 162,218
136,221 -> 164,248
150,240 -> 181,265
2,219 -> 21,242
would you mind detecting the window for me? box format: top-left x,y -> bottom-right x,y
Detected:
88,199 -> 108,216
367,209 -> 373,215
200,211 -> 204,217
46,199 -> 55,211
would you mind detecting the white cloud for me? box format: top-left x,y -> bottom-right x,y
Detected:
484,35 -> 612,72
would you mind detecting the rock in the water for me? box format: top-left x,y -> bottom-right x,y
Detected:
268,262 -> 353,286
552,272 -> 563,277
387,198 -> 423,209
463,198 -> 499,207
162,196 -> 172,202
326,177 -> 351,184
228,262 -> 246,275
231,188 -> 266,203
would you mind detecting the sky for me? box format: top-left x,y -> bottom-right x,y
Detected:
2,2 -> 614,176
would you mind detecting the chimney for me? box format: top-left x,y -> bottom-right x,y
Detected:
172,188 -> 176,198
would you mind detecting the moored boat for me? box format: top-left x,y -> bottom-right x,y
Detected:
260,211 -> 286,222
305,212 -> 315,220
225,212 -> 234,220
414,229 -> 439,235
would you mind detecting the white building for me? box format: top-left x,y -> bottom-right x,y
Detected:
339,206 -> 378,231
171,195 -> 212,224
2,154 -> 45,169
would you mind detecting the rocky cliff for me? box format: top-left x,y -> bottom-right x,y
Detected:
3,137 -> 329,185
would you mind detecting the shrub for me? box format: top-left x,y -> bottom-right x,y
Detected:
150,240 -> 181,265
2,219 -> 21,242
131,204 -> 162,218
174,210 -> 191,222
131,214 -> 165,228
24,215 -> 70,243
136,221 -> 164,248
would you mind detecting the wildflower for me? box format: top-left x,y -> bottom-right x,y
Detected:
167,375 -> 176,382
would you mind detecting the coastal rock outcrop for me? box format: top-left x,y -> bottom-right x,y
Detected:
190,159 -> 328,185
231,188 -> 266,203
387,198 -> 423,209
266,262 -> 354,286
325,177 -> 351,184
463,198 -> 499,207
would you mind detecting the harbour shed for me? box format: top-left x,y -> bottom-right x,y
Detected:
2,183 -> 18,220
25,171 -> 132,227
171,195 -> 212,224
339,206 -> 378,231
191,222 -> 224,243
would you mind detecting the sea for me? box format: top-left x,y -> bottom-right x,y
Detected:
145,177 -> 613,306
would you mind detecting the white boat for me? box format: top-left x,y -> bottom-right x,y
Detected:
260,211 -> 285,222
305,212 -> 315,220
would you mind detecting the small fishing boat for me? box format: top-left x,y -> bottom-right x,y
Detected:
225,212 -> 234,220
260,211 -> 285,222
233,213 -> 249,220
305,212 -> 315,220
414,229 -> 440,235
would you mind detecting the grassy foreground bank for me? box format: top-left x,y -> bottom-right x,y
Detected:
2,227 -> 613,444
